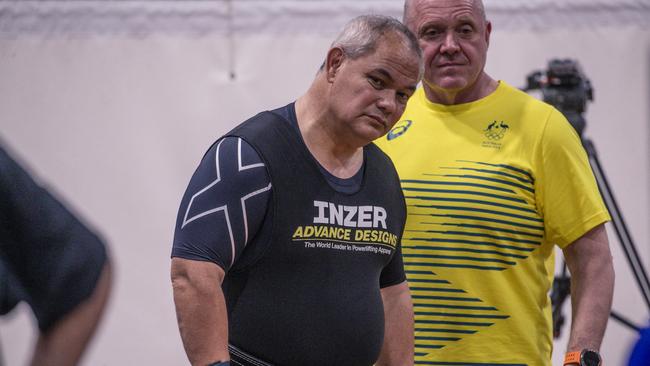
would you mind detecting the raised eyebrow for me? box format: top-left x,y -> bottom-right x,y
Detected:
421,17 -> 476,32
457,15 -> 478,26
418,21 -> 440,36
374,68 -> 393,81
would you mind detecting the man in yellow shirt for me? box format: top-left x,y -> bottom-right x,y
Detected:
376,1 -> 615,365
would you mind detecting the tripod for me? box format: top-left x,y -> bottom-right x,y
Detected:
552,131 -> 650,336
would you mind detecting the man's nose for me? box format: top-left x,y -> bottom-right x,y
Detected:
440,32 -> 460,54
376,91 -> 397,116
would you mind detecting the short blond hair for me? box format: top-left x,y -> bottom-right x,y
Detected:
403,0 -> 486,30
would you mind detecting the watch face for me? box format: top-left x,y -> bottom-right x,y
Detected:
581,350 -> 601,366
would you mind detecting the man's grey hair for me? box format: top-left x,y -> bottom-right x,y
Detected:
329,14 -> 422,64
403,0 -> 487,29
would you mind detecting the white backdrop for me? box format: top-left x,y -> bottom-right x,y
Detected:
0,1 -> 649,365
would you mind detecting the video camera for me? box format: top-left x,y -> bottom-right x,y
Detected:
524,59 -> 593,136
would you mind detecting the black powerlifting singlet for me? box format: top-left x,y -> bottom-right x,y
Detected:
221,111 -> 406,366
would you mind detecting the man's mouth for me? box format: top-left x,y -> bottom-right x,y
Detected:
438,62 -> 464,67
365,114 -> 386,129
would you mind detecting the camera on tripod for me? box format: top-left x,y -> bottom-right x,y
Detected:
524,59 -> 593,136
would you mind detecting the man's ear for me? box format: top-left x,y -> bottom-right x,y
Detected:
325,47 -> 345,83
485,20 -> 492,47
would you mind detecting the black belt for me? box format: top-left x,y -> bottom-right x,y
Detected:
228,344 -> 275,366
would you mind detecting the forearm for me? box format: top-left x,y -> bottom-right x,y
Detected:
376,281 -> 414,366
30,262 -> 112,366
172,258 -> 229,366
567,262 -> 614,351
563,224 -> 615,353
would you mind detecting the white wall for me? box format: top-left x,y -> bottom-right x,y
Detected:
0,1 -> 648,365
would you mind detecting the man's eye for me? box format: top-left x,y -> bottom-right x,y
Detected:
397,92 -> 410,104
422,28 -> 440,38
368,76 -> 383,89
459,26 -> 474,35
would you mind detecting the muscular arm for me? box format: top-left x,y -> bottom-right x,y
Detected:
171,137 -> 271,365
562,223 -> 614,359
171,258 -> 229,366
376,280 -> 413,366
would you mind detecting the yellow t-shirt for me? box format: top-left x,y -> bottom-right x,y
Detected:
376,81 -> 610,366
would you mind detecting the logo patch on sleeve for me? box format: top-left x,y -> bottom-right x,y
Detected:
387,120 -> 413,140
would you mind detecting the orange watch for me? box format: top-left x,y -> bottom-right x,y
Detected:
564,349 -> 603,366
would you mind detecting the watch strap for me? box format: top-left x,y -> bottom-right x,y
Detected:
564,351 -> 581,365
564,349 -> 603,366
